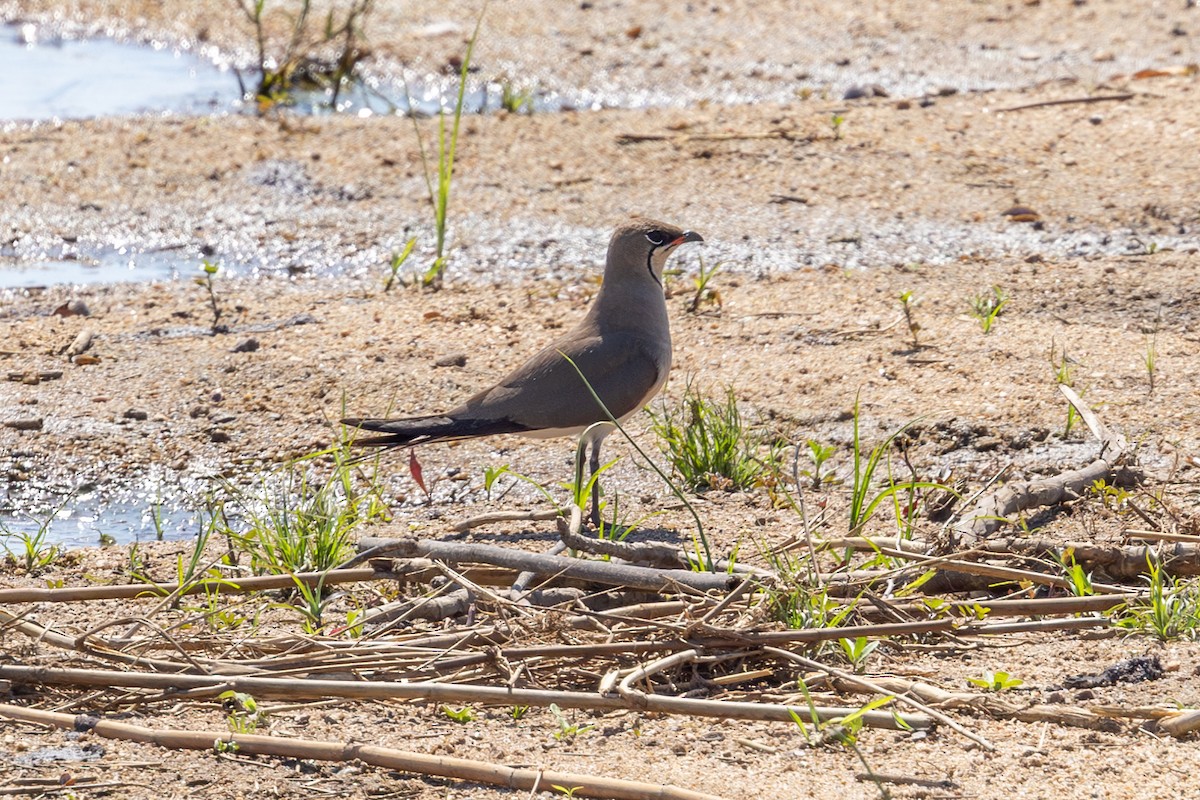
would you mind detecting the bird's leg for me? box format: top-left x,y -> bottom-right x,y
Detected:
588,437 -> 603,529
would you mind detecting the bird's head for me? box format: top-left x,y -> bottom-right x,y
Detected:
607,217 -> 704,287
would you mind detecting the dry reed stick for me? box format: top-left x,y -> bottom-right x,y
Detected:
0,703 -> 724,800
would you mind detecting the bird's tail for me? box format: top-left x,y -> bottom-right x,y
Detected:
340,415 -> 530,448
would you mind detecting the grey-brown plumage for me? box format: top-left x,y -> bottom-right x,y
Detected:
342,217 -> 703,522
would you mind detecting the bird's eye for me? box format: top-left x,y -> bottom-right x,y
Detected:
645,230 -> 668,246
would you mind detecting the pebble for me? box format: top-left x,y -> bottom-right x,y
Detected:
123,409 -> 148,421
843,83 -> 889,100
53,299 -> 91,317
65,329 -> 94,358
232,337 -> 260,353
435,352 -> 468,367
209,429 -> 231,443
4,418 -> 44,431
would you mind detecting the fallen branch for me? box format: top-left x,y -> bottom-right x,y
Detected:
556,504 -> 695,568
353,536 -> 738,593
948,385 -> 1141,548
979,538 -> 1200,579
452,508 -> 561,532
0,703 -> 724,800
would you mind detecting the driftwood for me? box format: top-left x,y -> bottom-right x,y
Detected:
354,536 -> 738,593
980,538 -> 1200,579
1091,706 -> 1200,738
947,385 -> 1142,548
0,703 -> 724,800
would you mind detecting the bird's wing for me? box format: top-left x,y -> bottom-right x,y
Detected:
453,331 -> 666,431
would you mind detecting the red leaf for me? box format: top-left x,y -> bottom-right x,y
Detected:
409,450 -> 429,497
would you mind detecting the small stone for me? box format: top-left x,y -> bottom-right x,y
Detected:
435,352 -> 468,368
209,429 -> 231,443
1089,114 -> 1103,125
123,409 -> 148,421
4,418 -> 43,431
53,299 -> 91,317
843,83 -> 888,100
1002,205 -> 1041,223
232,337 -> 260,353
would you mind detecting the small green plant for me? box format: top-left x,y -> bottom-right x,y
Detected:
1144,332 -> 1158,394
966,671 -> 1024,692
829,113 -> 845,140
1090,478 -> 1131,512
1114,556 -> 1200,641
0,493 -> 73,573
800,439 -> 838,490
548,703 -> 594,741
788,681 -> 895,799
686,255 -> 724,313
1054,548 -> 1095,597
551,787 -> 584,799
234,0 -> 373,109
220,690 -> 263,733
383,237 -> 417,292
414,8 -> 486,287
839,636 -> 880,673
898,290 -> 920,349
499,80 -> 534,113
509,705 -> 530,720
196,259 -> 224,334
219,444 -> 389,577
483,464 -> 512,501
846,395 -> 944,535
1,524 -> 61,574
442,705 -> 475,724
649,383 -> 778,492
969,286 -> 1008,333
1049,343 -> 1083,437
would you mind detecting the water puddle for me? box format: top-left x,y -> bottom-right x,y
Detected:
0,22 -> 591,124
1,482 -> 201,550
0,23 -> 242,121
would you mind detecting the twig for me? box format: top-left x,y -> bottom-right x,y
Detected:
764,648 -> 995,751
0,703 -> 726,800
0,665 -> 931,729
614,651 -> 927,730
0,567 -> 383,604
993,93 -> 1135,113
617,129 -> 803,145
452,508 -> 561,532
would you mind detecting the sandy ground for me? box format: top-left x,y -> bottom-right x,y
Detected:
3,1 -> 1200,798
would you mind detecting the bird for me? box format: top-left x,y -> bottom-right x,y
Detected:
342,217 -> 704,525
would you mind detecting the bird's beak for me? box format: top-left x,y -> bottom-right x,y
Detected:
671,231 -> 704,246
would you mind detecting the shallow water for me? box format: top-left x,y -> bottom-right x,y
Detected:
1,487 -> 201,549
0,24 -> 241,121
